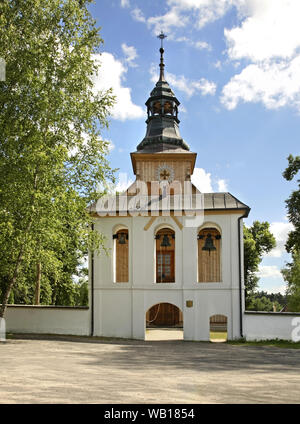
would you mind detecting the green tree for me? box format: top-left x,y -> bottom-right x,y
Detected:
282,154 -> 300,252
282,251 -> 300,311
247,295 -> 282,312
0,0 -> 115,317
246,291 -> 284,312
244,221 -> 276,308
281,155 -> 300,312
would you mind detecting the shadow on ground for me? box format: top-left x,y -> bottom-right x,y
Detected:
8,332 -> 300,375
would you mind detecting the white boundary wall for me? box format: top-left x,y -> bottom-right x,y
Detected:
244,311 -> 300,341
4,305 -> 91,336
4,306 -> 300,341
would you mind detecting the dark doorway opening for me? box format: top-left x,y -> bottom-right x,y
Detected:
146,303 -> 183,327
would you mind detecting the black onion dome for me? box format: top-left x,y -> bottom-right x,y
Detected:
136,46 -> 190,153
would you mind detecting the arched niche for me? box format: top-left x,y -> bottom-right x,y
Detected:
155,227 -> 175,283
113,226 -> 129,283
198,226 -> 222,282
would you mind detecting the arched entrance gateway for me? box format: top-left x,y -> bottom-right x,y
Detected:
145,303 -> 183,341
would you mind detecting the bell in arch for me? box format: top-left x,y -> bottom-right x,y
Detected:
118,233 -> 127,244
160,234 -> 171,247
202,233 -> 216,254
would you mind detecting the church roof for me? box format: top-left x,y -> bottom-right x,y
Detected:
88,191 -> 250,216
203,192 -> 249,212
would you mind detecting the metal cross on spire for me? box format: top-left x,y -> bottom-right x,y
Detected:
157,31 -> 167,49
157,31 -> 167,82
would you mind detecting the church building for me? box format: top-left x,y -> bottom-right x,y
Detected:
89,38 -> 250,341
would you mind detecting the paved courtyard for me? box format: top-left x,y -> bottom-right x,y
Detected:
1,333 -> 300,404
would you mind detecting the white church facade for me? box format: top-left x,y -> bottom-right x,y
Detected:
88,43 -> 250,341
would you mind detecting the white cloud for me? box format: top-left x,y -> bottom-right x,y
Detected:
266,221 -> 294,258
225,0 -> 300,62
192,169 -> 229,193
194,41 -> 211,51
120,0 -> 130,8
106,139 -> 115,152
167,73 -> 217,97
191,168 -> 213,193
221,0 -> 300,112
115,172 -> 134,193
217,179 -> 228,192
146,0 -> 232,33
150,65 -> 216,98
93,53 -> 144,121
131,7 -> 146,23
264,285 -> 287,295
176,36 -> 212,51
214,60 -> 222,70
221,57 -> 300,111
147,6 -> 188,34
257,265 -> 282,279
141,0 -> 300,113
121,43 -> 138,67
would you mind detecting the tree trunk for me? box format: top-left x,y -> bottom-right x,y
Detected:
0,217 -> 34,318
0,249 -> 24,318
34,262 -> 42,305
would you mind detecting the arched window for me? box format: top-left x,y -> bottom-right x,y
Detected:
198,227 -> 221,282
155,228 -> 175,283
113,229 -> 129,283
164,101 -> 173,115
153,101 -> 161,115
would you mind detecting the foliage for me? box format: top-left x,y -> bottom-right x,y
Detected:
246,293 -> 283,312
281,155 -> 300,312
0,0 -> 115,315
282,154 -> 300,253
256,290 -> 287,306
243,221 -> 276,307
282,250 -> 300,312
228,338 -> 300,349
246,290 -> 286,312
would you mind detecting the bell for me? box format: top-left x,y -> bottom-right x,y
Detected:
202,233 -> 216,253
118,233 -> 127,244
160,234 -> 171,247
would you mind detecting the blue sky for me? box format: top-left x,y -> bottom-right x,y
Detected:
89,0 -> 300,294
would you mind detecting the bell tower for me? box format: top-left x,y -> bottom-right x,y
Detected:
88,33 -> 251,343
130,32 -> 197,186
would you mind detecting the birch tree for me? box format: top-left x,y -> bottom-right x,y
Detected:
0,0 -> 115,316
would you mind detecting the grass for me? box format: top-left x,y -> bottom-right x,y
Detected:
228,338 -> 300,349
210,331 -> 227,342
209,332 -> 300,348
